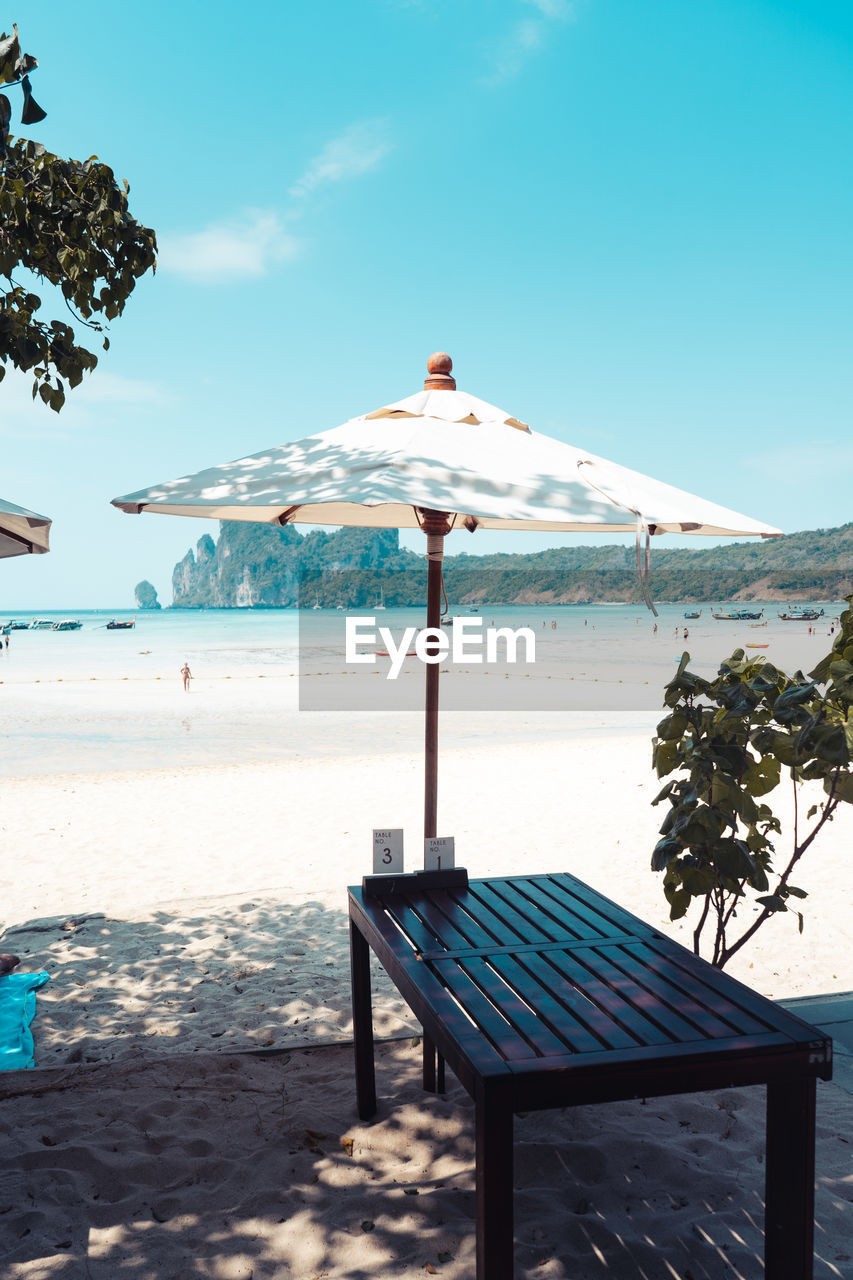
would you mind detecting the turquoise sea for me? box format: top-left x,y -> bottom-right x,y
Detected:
0,601 -> 839,681
0,608 -> 301,683
0,603 -> 841,777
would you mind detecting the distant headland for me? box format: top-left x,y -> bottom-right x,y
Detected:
143,520 -> 853,609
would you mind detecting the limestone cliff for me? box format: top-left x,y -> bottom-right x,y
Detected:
171,522 -> 414,608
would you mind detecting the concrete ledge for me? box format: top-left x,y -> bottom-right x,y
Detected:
779,992 -> 853,1095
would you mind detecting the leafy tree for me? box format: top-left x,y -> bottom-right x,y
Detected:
0,22 -> 156,410
651,599 -> 853,968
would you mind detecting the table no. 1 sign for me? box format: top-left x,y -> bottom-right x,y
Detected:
424,836 -> 455,871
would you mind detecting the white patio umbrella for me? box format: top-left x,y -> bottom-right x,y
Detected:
112,352 -> 781,837
0,496 -> 51,559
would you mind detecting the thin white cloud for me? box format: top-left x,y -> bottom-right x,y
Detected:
289,119 -> 393,199
158,121 -> 392,284
157,211 -> 299,283
0,368 -> 168,437
70,372 -> 168,405
484,0 -> 576,85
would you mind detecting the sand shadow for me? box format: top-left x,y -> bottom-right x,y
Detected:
2,1040 -> 851,1278
1,894 -> 416,1067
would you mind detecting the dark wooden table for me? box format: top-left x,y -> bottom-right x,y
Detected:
348,870 -> 833,1280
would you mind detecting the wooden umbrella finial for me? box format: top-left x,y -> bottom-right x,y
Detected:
424,351 -> 456,391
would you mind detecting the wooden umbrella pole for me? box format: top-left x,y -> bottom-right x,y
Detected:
420,355 -> 457,1096
420,351 -> 457,845
420,503 -> 451,1098
422,509 -> 450,841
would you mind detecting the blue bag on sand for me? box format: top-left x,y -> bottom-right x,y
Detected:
0,971 -> 50,1070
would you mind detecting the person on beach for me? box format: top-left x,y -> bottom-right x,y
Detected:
181,662 -> 192,692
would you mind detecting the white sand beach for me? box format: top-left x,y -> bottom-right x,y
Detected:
1,675 -> 851,1277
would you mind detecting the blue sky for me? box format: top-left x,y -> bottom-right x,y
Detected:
2,0 -> 852,608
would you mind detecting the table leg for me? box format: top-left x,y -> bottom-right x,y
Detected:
349,918 -> 376,1120
476,1092 -> 514,1280
423,1033 -> 437,1092
422,1041 -> 447,1092
765,1077 -> 816,1279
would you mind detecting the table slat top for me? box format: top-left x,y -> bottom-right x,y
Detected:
349,871 -> 833,1082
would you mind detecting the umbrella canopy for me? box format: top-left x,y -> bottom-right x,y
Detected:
0,497 -> 51,559
112,351 -> 781,840
113,373 -> 779,540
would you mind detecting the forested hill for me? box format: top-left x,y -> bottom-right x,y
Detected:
168,520 -> 853,608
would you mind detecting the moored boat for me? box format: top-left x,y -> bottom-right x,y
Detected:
106,617 -> 136,629
683,610 -> 701,619
30,618 -> 56,629
778,608 -> 824,621
52,619 -> 83,631
711,607 -> 764,621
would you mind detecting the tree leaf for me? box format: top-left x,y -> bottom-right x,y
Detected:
827,773 -> 853,804
665,887 -> 692,920
756,895 -> 787,912
651,839 -> 679,872
829,659 -> 853,703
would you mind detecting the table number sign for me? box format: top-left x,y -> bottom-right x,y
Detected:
373,829 -> 404,874
424,836 -> 455,871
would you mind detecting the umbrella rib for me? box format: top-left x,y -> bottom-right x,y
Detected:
575,458 -> 640,521
1,526 -> 41,553
277,506 -> 302,525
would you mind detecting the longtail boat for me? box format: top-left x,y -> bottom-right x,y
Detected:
778,608 -> 824,621
711,607 -> 764,621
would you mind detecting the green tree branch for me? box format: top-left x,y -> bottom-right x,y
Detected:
651,599 -> 853,969
1,25 -> 156,409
